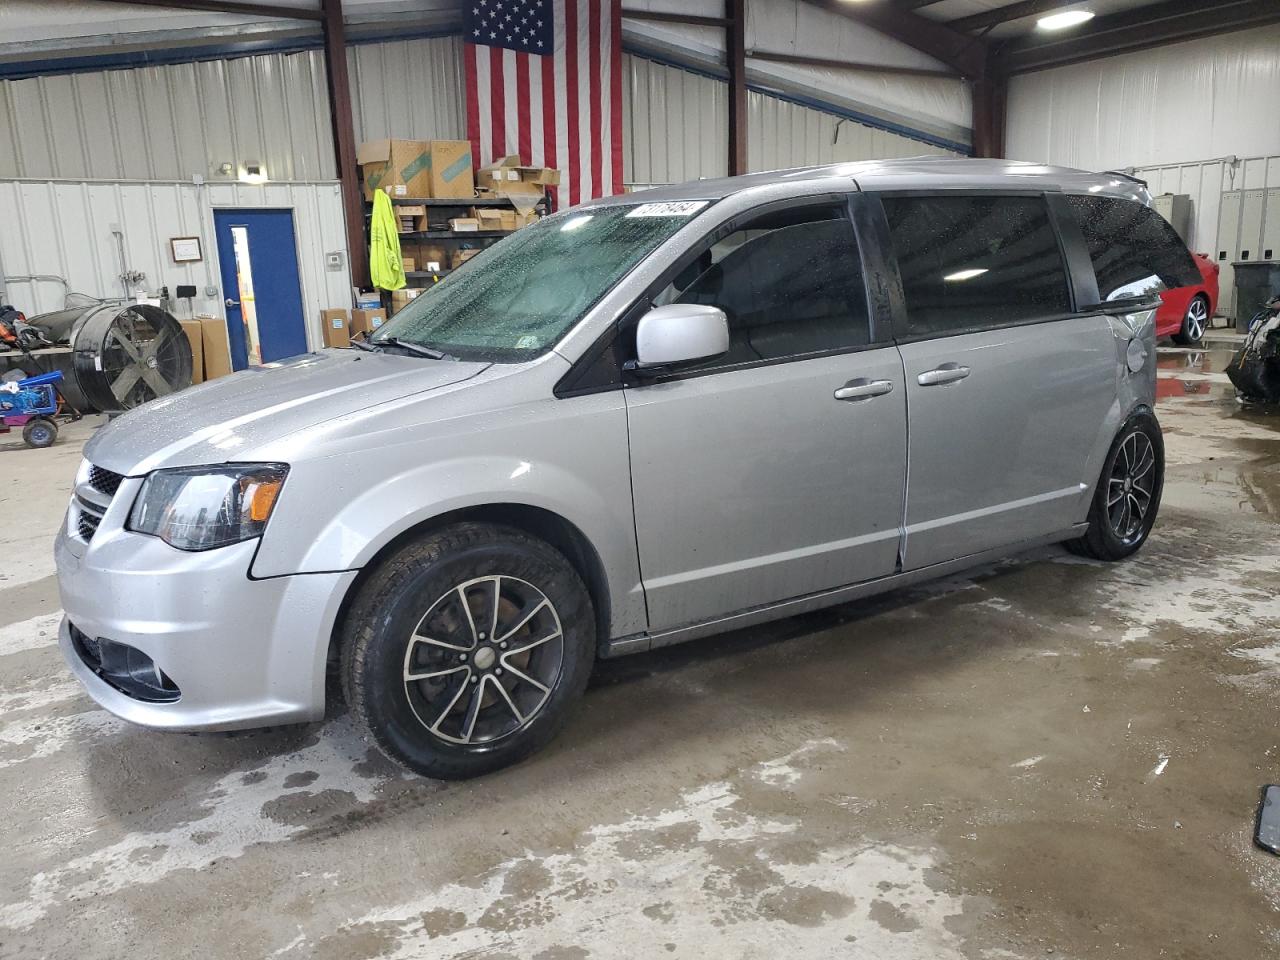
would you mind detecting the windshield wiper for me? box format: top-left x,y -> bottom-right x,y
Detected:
348,337 -> 377,352
374,337 -> 455,361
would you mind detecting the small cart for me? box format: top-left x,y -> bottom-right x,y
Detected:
0,370 -> 75,448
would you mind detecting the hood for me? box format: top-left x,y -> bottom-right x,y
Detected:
85,349 -> 489,475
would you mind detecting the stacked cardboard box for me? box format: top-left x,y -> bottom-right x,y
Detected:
350,308 -> 387,338
357,139 -> 475,200
390,288 -> 427,316
476,155 -> 558,211
319,309 -> 350,348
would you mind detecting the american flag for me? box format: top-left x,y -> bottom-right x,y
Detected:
464,0 -> 623,210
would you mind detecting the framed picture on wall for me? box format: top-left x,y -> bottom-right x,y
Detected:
170,237 -> 202,263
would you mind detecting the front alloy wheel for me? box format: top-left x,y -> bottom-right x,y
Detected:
403,576 -> 564,745
342,523 -> 595,779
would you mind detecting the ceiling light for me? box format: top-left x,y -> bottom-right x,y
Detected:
1037,10 -> 1095,30
944,268 -> 988,282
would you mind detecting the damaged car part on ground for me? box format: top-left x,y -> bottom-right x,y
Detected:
1226,296 -> 1280,403
58,159 -> 1172,779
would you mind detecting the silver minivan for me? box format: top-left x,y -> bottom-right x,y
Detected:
57,159 -> 1186,778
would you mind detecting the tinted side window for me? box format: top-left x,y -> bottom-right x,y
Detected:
882,195 -> 1071,335
653,204 -> 869,369
1067,195 -> 1200,302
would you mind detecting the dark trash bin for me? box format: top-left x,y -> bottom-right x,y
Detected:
1233,260 -> 1280,328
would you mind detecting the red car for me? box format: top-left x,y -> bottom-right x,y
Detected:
1157,252 -> 1218,345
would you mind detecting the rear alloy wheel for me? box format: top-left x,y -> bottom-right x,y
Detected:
342,523 -> 595,779
1066,412 -> 1164,561
1172,295 -> 1208,346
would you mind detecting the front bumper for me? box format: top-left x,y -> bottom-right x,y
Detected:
55,483 -> 357,732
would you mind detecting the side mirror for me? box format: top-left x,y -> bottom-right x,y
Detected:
631,303 -> 729,372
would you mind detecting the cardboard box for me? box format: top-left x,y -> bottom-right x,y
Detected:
498,209 -> 518,231
357,139 -> 432,200
410,242 -> 448,273
427,140 -> 475,199
473,208 -> 505,231
449,217 -> 480,232
199,316 -> 233,379
390,287 -> 426,316
320,308 -> 350,349
350,308 -> 387,338
515,210 -> 540,229
401,256 -> 416,273
394,204 -> 426,234
451,248 -> 482,269
477,155 -> 558,211
178,318 -> 205,385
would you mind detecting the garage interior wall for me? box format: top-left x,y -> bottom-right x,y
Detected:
0,47 -> 348,337
1006,24 -> 1280,318
622,55 -> 962,189
0,179 -> 351,341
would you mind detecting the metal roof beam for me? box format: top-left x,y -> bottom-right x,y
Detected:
801,0 -> 990,78
92,0 -> 323,21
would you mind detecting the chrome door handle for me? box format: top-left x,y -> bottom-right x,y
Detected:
834,378 -> 894,401
225,298 -> 240,307
917,364 -> 970,387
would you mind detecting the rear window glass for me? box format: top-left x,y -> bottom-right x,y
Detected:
1067,195 -> 1200,302
882,195 -> 1071,336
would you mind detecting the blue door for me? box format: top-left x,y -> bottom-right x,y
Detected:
213,209 -> 308,369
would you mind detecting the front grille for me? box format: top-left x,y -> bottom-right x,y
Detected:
87,465 -> 124,497
69,622 -> 181,703
77,512 -> 101,542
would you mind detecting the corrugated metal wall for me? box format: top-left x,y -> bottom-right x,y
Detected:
747,91 -> 960,172
0,50 -> 334,182
0,179 -> 351,348
347,35 -> 467,144
1006,24 -> 1280,172
622,54 -> 728,187
622,54 -> 960,188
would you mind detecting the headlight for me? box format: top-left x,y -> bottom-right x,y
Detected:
128,464 -> 288,551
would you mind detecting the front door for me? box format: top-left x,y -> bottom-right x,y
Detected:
213,209 -> 308,369
624,201 -> 907,632
880,193 -> 1116,570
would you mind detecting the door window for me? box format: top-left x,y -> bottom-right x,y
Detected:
882,195 -> 1072,336
652,203 -> 870,369
1067,195 -> 1200,302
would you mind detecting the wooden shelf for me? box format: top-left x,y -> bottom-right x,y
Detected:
405,270 -> 452,280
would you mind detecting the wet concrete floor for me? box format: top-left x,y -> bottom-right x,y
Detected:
2,344 -> 1278,959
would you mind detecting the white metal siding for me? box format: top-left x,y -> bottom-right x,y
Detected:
0,179 -> 351,350
347,36 -> 467,144
0,51 -> 335,182
747,91 -> 961,173
623,54 -> 728,187
622,54 -> 960,188
1006,24 -> 1280,172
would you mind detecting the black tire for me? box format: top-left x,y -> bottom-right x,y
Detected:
1171,294 -> 1209,346
22,417 -> 58,448
1065,411 -> 1164,561
341,522 -> 595,779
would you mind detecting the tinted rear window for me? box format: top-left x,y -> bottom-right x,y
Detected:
882,195 -> 1071,336
1067,195 -> 1200,302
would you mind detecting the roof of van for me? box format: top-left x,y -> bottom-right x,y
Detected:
585,157 -> 1151,207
